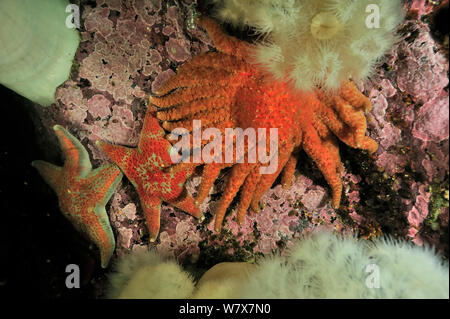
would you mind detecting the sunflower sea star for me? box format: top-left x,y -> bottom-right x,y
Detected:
96,108 -> 203,242
32,125 -> 123,268
151,17 -> 378,232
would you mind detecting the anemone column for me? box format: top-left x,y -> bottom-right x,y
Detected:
0,0 -> 80,106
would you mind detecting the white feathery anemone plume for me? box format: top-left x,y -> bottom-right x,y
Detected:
106,250 -> 195,299
237,232 -> 449,298
106,233 -> 449,299
211,0 -> 405,91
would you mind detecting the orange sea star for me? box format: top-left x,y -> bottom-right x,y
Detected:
32,125 -> 123,268
151,17 -> 378,232
96,109 -> 203,242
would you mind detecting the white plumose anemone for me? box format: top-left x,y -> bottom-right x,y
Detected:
238,232 -> 449,298
107,233 -> 449,299
212,0 -> 404,91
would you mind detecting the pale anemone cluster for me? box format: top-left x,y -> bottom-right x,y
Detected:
239,232 -> 449,298
107,232 -> 449,298
212,0 -> 405,91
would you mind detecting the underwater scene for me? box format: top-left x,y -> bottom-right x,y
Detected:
0,0 -> 449,303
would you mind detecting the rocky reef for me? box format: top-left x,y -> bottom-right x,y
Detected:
33,0 -> 448,277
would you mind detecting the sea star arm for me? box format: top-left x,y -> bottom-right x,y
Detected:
194,129 -> 245,205
214,163 -> 255,231
162,107 -> 231,132
281,152 -> 298,189
78,164 -> 123,267
332,95 -> 368,148
31,161 -> 62,191
87,164 -> 124,206
323,135 -> 344,175
195,163 -> 226,204
141,195 -> 162,242
53,125 -> 92,177
236,166 -> 261,224
339,81 -> 372,112
155,67 -> 234,96
140,110 -> 165,138
360,136 -> 378,153
250,141 -> 294,212
315,95 -> 378,154
168,188 -> 203,219
156,96 -> 233,122
88,203 -> 116,268
315,83 -> 378,153
150,85 -> 237,108
95,141 -> 135,172
302,125 -> 343,208
138,112 -> 173,164
176,52 -> 249,76
196,16 -> 250,59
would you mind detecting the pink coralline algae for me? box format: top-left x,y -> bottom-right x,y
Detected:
33,0 -> 449,266
155,207 -> 203,260
199,173 -> 357,255
412,91 -> 449,142
404,0 -> 449,19
87,94 -> 112,119
363,18 -> 448,249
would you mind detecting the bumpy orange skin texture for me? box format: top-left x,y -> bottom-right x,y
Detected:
151,17 -> 378,232
97,111 -> 202,242
32,126 -> 123,268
